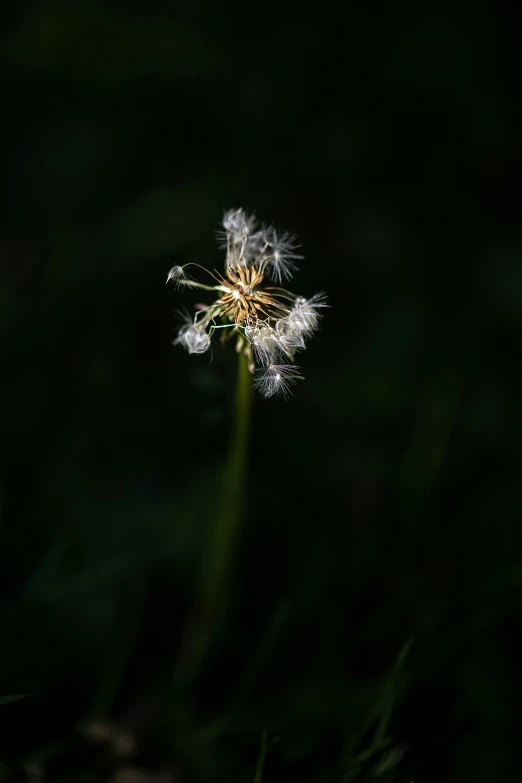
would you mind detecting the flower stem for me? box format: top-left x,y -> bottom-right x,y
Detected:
174,348 -> 253,687
207,347 -> 253,605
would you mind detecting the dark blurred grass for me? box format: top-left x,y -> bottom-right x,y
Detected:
1,0 -> 522,781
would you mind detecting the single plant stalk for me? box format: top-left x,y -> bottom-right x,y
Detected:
253,730 -> 269,783
206,346 -> 253,611
174,348 -> 253,686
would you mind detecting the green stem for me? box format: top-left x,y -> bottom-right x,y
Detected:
174,349 -> 253,686
206,348 -> 253,608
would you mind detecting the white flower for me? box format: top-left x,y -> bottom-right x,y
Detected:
253,364 -> 303,399
174,324 -> 211,354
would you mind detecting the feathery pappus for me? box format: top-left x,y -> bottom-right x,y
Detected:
167,208 -> 328,399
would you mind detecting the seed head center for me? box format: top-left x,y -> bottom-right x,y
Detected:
236,283 -> 254,297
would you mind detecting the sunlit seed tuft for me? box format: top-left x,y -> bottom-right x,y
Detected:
174,324 -> 211,355
253,364 -> 303,399
166,265 -> 193,288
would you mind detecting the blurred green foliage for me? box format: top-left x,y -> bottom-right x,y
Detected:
1,0 -> 521,780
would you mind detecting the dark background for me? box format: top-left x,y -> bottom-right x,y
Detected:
1,1 -> 522,781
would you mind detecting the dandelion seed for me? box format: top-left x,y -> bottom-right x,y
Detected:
247,325 -> 286,365
260,227 -> 303,282
222,208 -> 256,239
275,317 -> 307,354
167,209 -> 328,399
286,292 -> 329,336
253,364 -> 303,399
166,265 -> 193,288
174,324 -> 211,354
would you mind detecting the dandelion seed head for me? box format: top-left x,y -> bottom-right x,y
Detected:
167,208 -> 327,398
